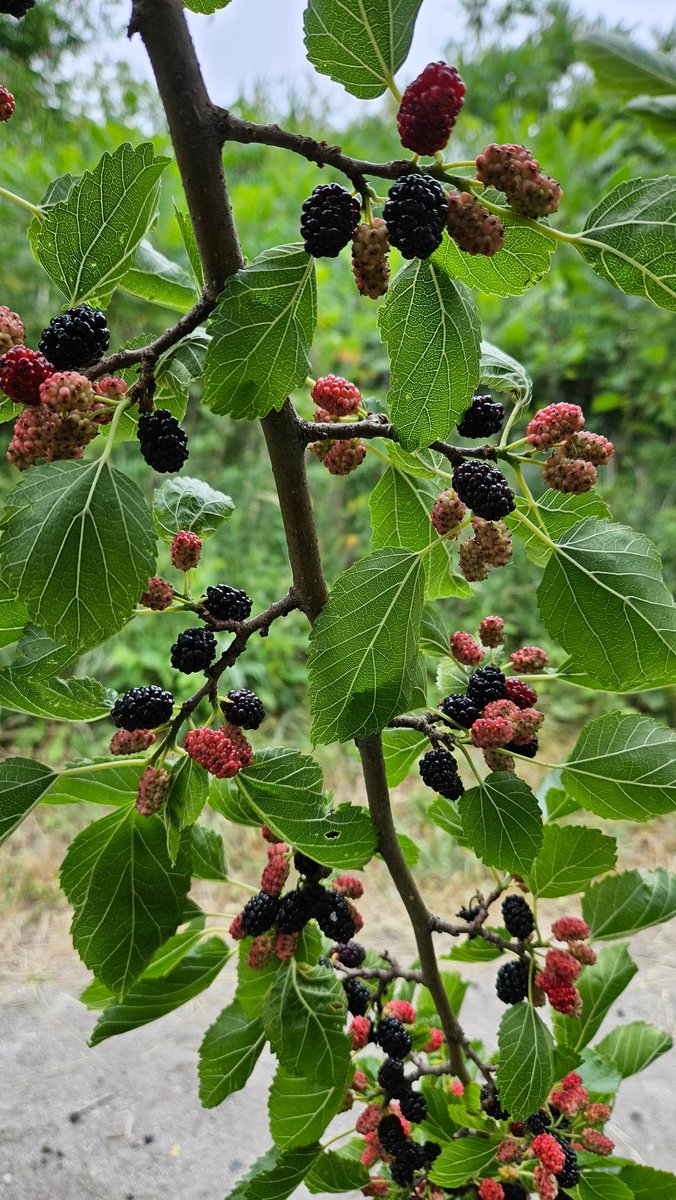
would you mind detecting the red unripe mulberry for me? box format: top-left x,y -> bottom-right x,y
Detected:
171,529 -> 203,571
397,61 -> 465,156
451,630 -> 484,666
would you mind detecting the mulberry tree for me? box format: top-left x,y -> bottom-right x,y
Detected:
0,2 -> 675,1199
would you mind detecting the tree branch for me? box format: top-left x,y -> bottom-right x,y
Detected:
86,292 -> 216,383
388,713 -> 457,751
356,733 -> 473,1085
216,109 -> 470,190
131,0 -> 483,1088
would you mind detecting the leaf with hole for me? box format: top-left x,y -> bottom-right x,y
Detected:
379,257 -> 481,450
236,748 -> 376,869
308,549 -> 426,743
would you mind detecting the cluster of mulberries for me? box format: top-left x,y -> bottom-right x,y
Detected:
525,402 -> 614,494
459,516 -> 513,582
5,368 -> 113,469
534,917 -> 595,1015
111,536 -> 266,794
229,838 -> 365,969
307,373 -> 366,476
429,619 -> 551,774
476,143 -> 563,219
479,1070 -> 613,1200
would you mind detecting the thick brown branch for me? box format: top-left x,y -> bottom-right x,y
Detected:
130,0 -> 242,290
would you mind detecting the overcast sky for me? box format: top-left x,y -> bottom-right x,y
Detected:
124,0 -> 672,116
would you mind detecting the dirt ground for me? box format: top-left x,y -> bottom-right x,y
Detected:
1,904 -> 674,1200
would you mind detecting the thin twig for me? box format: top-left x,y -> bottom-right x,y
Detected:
86,291 -> 216,383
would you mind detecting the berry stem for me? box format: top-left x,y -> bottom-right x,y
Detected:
60,756 -> 150,777
0,184 -> 44,219
511,463 -> 553,540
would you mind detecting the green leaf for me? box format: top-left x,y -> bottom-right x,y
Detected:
185,0 -> 231,11
438,211 -> 555,297
164,756 -> 208,863
480,340 -> 532,406
430,1137 -> 499,1187
80,925 -> 207,1009
0,579 -> 28,648
370,466 -> 469,599
579,33 -> 676,96
576,1173 -> 634,1200
305,1150 -> 369,1193
152,475 -> 234,542
225,1144 -> 321,1200
209,777 -> 260,827
262,959 -> 350,1085
44,761 -> 143,806
174,205 -> 203,288
562,713 -> 676,821
553,943 -> 637,1053
308,549 -> 425,743
0,758 -> 55,846
578,1046 -> 621,1094
537,520 -> 676,691
381,728 -> 428,787
190,826 -> 228,880
458,773 -> 543,875
578,177 -> 676,311
618,1164 -> 676,1200
443,934 -> 505,963
420,1076 -> 461,1141
122,239 -> 197,311
0,397 -> 21,425
420,605 -> 452,656
594,1020 -> 672,1078
582,868 -> 676,939
429,797 -> 471,848
236,940 -> 286,1018
0,670 -> 111,721
303,0 -> 422,99
507,490 -> 611,567
89,937 -> 229,1046
1,461 -> 156,652
268,1058 -> 353,1148
203,244 -> 316,419
36,142 -> 169,306
236,748 -> 376,869
526,824 -> 617,898
60,807 -> 191,997
379,257 -> 480,450
496,1004 -> 555,1119
198,1000 -> 266,1108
